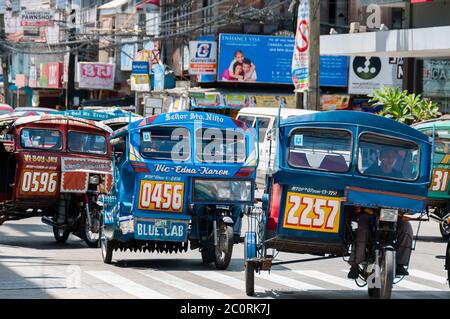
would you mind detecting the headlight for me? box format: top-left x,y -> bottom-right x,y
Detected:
89,175 -> 100,185
380,208 -> 398,222
193,179 -> 253,203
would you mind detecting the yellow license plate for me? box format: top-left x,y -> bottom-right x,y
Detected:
282,192 -> 342,233
138,180 -> 184,213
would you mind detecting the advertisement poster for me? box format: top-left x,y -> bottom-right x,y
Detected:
189,41 -> 217,75
320,56 -> 349,87
224,95 -> 246,108
321,95 -> 350,110
218,34 -> 294,84
47,62 -> 63,89
120,40 -> 138,71
291,0 -> 309,91
348,56 -> 403,95
253,95 -> 295,108
191,93 -> 221,107
20,10 -> 55,27
78,62 -> 115,90
423,59 -> 450,97
153,64 -> 165,92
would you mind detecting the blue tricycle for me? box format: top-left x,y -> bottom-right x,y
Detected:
245,111 -> 432,298
99,111 -> 257,269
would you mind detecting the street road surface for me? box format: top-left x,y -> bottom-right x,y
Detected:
0,217 -> 448,299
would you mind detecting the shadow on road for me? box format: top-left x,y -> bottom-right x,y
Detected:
415,235 -> 447,243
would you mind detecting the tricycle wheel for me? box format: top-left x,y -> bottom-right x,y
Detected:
201,243 -> 215,263
446,239 -> 450,288
100,225 -> 114,264
83,212 -> 100,248
370,248 -> 395,299
439,215 -> 450,240
245,261 -> 255,296
214,221 -> 234,270
53,227 -> 70,243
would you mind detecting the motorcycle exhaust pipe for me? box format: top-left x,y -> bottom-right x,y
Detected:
213,220 -> 218,247
41,216 -> 64,228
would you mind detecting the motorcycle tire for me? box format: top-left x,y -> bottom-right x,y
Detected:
83,213 -> 100,248
370,248 -> 395,299
100,224 -> 114,264
439,218 -> 450,240
201,242 -> 215,264
53,226 -> 70,243
245,261 -> 255,296
214,221 -> 234,270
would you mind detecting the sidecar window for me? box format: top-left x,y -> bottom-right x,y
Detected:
288,128 -> 352,173
20,128 -> 62,150
68,132 -> 107,154
140,127 -> 190,161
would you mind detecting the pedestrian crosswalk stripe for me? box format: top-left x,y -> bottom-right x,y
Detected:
409,269 -> 448,285
139,270 -> 231,299
189,270 -> 267,293
85,271 -> 169,299
256,271 -> 324,291
295,270 -> 365,290
0,225 -> 27,237
395,280 -> 441,291
28,231 -> 51,237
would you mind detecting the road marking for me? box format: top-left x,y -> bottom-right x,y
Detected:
395,280 -> 441,291
0,225 -> 27,237
409,269 -> 448,285
295,270 -> 365,290
189,270 -> 266,292
139,270 -> 231,299
28,231 -> 51,237
256,271 -> 324,291
85,271 -> 169,299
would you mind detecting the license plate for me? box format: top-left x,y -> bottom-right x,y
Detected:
134,219 -> 188,242
282,192 -> 342,233
138,180 -> 184,213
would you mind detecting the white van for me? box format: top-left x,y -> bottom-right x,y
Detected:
236,107 -> 318,195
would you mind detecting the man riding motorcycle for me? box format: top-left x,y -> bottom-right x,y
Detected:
348,148 -> 414,279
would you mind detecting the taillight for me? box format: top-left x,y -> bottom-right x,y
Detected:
130,162 -> 150,173
234,167 -> 255,177
267,183 -> 282,231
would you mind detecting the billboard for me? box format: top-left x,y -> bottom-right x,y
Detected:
20,10 -> 55,27
78,62 -> 115,90
189,41 -> 217,75
218,33 -> 348,87
218,34 -> 294,84
348,56 -> 403,95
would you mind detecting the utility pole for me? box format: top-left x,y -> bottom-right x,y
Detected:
308,0 -> 320,111
65,9 -> 76,110
0,12 -> 10,105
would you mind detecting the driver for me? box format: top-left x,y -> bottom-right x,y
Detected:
348,148 -> 414,279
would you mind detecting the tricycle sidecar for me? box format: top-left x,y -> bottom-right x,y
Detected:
0,114 -> 113,247
245,110 -> 432,299
100,111 -> 257,270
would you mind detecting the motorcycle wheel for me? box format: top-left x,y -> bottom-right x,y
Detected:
371,248 -> 395,299
446,240 -> 450,288
83,211 -> 100,248
53,227 -> 70,243
214,221 -> 234,270
201,242 -> 215,264
245,261 -> 255,296
100,224 -> 114,264
439,215 -> 450,240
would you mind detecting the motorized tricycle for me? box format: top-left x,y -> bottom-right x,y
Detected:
0,114 -> 113,247
413,116 -> 450,239
245,110 -> 431,299
99,111 -> 257,269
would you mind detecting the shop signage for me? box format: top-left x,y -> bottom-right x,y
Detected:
78,62 -> 115,90
189,41 -> 217,75
20,10 -> 55,27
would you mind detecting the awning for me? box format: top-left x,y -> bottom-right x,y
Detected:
98,0 -> 129,15
321,26 -> 450,58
